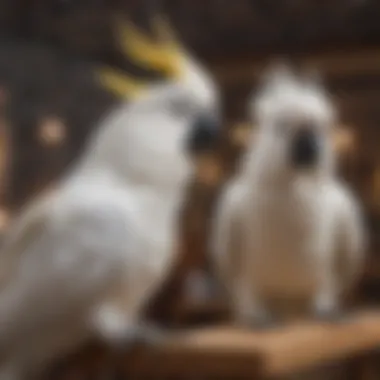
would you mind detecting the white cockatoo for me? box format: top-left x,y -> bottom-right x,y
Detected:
0,54 -> 220,379
211,64 -> 366,327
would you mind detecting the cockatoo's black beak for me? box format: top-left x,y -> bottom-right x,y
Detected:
290,128 -> 320,168
187,113 -> 221,154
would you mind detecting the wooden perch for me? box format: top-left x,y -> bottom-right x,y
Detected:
123,310 -> 380,378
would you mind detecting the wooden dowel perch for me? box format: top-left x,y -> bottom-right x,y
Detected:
124,310 -> 380,378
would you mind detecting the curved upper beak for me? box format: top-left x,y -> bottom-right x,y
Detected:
187,113 -> 221,154
290,128 -> 320,168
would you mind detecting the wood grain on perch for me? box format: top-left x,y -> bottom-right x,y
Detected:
121,310 -> 380,378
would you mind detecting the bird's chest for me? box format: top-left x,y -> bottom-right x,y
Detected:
250,192 -> 317,250
131,200 -> 179,283
245,189 -> 329,290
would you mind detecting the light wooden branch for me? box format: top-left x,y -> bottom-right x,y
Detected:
124,310 -> 380,378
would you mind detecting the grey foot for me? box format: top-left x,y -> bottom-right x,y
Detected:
132,323 -> 167,347
248,314 -> 279,330
313,308 -> 350,324
114,322 -> 167,350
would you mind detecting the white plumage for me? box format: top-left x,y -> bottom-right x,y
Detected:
212,64 -> 366,326
0,58 -> 218,379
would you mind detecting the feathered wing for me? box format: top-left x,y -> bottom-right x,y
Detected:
335,188 -> 367,294
0,192 -> 56,289
211,182 -> 245,297
211,181 -> 261,322
0,191 -> 131,355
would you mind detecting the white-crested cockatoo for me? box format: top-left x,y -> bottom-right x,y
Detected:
0,51 -> 220,379
211,64 -> 366,327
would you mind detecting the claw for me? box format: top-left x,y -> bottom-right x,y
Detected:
249,314 -> 279,330
235,309 -> 279,330
131,323 -> 167,347
313,308 -> 350,324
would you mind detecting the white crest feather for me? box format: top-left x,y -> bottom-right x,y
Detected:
250,62 -> 335,127
175,47 -> 219,113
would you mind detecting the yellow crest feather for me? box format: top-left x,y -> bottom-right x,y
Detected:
96,15 -> 185,99
115,15 -> 184,79
96,66 -> 146,100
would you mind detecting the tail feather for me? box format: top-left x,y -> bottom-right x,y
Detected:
0,194 -> 52,355
0,198 -> 49,288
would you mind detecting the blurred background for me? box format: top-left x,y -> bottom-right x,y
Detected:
0,0 -> 379,377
